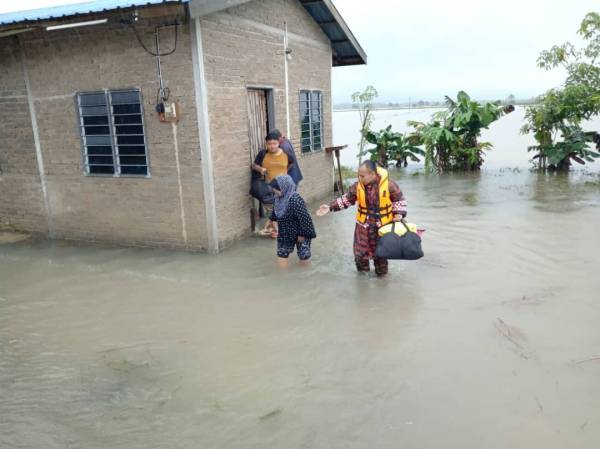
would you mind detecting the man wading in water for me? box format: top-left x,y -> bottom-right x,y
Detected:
316,160 -> 407,276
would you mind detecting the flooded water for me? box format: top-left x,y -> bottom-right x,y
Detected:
2,164 -> 600,448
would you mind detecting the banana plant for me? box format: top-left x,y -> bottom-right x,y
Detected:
389,133 -> 426,167
360,125 -> 425,167
408,120 -> 455,172
408,91 -> 511,172
527,126 -> 600,170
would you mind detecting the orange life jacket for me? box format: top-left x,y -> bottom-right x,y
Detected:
356,167 -> 393,226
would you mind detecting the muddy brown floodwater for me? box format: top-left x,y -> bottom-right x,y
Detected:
1,168 -> 600,448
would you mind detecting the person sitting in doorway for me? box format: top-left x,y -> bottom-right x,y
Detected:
271,128 -> 303,185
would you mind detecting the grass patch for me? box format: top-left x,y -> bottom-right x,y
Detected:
339,165 -> 357,180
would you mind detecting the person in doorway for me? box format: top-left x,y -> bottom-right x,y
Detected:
252,131 -> 296,237
252,131 -> 291,183
269,175 -> 316,268
271,128 -> 303,185
316,160 -> 407,276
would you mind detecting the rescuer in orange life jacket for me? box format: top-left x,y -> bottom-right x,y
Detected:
316,160 -> 407,276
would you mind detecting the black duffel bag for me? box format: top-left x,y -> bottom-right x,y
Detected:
375,220 -> 424,260
249,175 -> 275,205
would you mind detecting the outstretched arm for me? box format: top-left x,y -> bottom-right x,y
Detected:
317,183 -> 358,216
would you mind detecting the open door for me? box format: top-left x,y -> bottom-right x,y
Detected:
247,89 -> 270,160
246,88 -> 273,230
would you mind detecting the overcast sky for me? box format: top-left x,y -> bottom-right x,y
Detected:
2,0 -> 598,102
331,0 -> 599,103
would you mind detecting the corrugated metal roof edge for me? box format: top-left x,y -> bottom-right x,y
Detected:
320,0 -> 366,65
299,0 -> 366,66
0,0 -> 188,27
0,0 -> 365,66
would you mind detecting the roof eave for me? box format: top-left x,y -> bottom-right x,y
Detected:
188,0 -> 367,67
332,55 -> 366,67
0,0 -> 188,29
188,0 -> 252,18
318,0 -> 366,66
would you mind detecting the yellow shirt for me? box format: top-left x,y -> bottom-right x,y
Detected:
263,150 -> 289,182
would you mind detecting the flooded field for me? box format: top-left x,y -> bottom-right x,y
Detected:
333,106 -> 600,169
2,165 -> 600,448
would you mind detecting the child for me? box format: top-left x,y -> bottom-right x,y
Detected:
269,175 -> 316,268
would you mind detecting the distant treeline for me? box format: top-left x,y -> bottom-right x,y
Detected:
334,95 -> 539,111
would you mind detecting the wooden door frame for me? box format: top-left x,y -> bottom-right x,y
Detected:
246,86 -> 276,231
246,85 -> 275,133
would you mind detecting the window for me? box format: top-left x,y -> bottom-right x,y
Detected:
77,89 -> 149,176
299,90 -> 323,153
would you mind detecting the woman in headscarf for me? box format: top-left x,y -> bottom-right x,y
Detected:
269,175 -> 316,268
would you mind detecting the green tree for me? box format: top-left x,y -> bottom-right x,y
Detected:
351,85 -> 378,164
521,12 -> 600,170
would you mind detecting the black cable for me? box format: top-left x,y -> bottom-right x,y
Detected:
122,17 -> 179,110
156,86 -> 170,105
130,23 -> 179,57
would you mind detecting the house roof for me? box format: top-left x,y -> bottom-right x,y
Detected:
0,0 -> 188,26
0,0 -> 365,66
191,0 -> 365,66
298,0 -> 366,66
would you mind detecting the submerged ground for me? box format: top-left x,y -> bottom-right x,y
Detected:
1,168 -> 600,448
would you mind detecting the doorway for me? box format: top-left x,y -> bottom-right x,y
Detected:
246,88 -> 275,230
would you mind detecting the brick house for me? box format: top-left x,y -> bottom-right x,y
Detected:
0,0 -> 365,252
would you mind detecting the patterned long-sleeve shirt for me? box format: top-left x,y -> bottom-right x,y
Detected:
329,177 -> 407,262
329,178 -> 407,228
270,194 -> 317,245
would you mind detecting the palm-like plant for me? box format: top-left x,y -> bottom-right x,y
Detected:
408,120 -> 455,172
526,125 -> 600,171
409,91 -> 511,172
360,125 -> 425,167
389,133 -> 426,167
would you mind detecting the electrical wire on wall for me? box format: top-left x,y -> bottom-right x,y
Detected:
130,23 -> 178,57
121,10 -> 180,121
